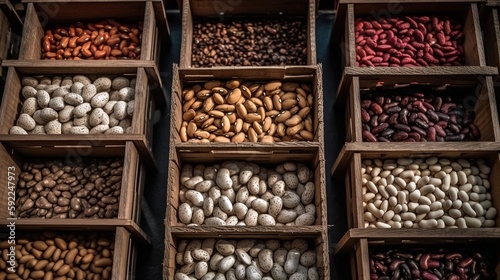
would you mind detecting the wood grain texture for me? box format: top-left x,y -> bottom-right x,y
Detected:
483,8 -> 500,80
0,0 -> 22,29
336,228 -> 500,255
332,142 -> 500,177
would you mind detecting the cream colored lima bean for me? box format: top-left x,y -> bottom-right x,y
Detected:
10,75 -> 135,135
362,157 -> 498,229
175,239 -> 319,279
177,161 -> 316,227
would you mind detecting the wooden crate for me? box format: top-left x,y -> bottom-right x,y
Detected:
0,140 -> 150,243
343,75 -> 500,142
333,0 -> 498,78
170,64 -> 324,146
166,146 -> 327,234
0,66 -> 157,164
335,235 -> 500,280
331,144 -> 500,236
482,2 -> 500,81
0,227 -> 137,280
179,0 -> 317,68
163,232 -> 329,279
4,1 -> 166,89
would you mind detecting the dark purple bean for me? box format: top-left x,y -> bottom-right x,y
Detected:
399,109 -> 409,125
383,102 -> 399,111
389,113 -> 399,125
375,96 -> 384,106
386,106 -> 402,114
448,109 -> 464,117
415,119 -> 429,129
445,260 -> 454,272
473,252 -> 483,261
381,129 -> 396,138
409,113 -> 418,123
370,115 -> 379,127
375,262 -> 388,274
400,263 -> 411,278
411,126 -> 427,136
427,126 -> 436,141
449,114 -> 457,124
441,103 -> 456,113
426,109 -> 439,123
408,132 -> 421,141
373,123 -> 389,134
422,101 -> 435,111
393,124 -> 411,132
434,124 -> 446,137
378,113 -> 389,123
362,100 -> 372,109
436,112 -> 450,121
470,124 -> 480,139
370,274 -> 378,280
392,131 -> 408,141
400,96 -> 409,106
448,123 -> 460,134
390,269 -> 400,280
417,112 -> 429,123
394,252 -> 413,260
363,130 -> 378,142
373,96 -> 384,106
371,103 -> 383,115
361,109 -> 371,123
433,96 -> 443,111
377,137 -> 391,142
389,259 -> 405,270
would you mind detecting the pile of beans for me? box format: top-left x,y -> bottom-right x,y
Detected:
362,157 -> 498,229
180,80 -> 314,143
174,238 -> 319,280
355,15 -> 465,67
0,231 -> 114,280
16,158 -> 123,219
361,90 -> 480,142
370,247 -> 497,279
42,19 -> 142,60
192,18 -> 307,67
10,75 -> 135,135
178,161 -> 316,226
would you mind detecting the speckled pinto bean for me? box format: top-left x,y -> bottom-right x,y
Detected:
0,231 -> 114,280
174,238 -> 320,280
177,161 -> 316,227
361,88 -> 480,142
10,75 -> 135,135
180,80 -> 314,143
369,247 -> 497,280
42,19 -> 143,60
355,15 -> 465,67
362,157 -> 497,229
15,158 -> 123,219
192,17 -> 307,67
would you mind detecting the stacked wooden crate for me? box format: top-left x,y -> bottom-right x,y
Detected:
0,1 -> 169,279
332,0 -> 500,279
0,0 -> 22,80
164,0 -> 330,279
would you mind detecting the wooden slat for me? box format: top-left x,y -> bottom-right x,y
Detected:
0,219 -> 150,243
170,226 -> 323,238
0,0 -> 22,29
339,0 -> 484,3
332,142 -> 500,177
335,228 -> 500,255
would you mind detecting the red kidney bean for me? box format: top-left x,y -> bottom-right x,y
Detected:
392,131 -> 409,141
363,130 -> 378,142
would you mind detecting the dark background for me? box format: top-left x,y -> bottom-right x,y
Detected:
136,6 -> 349,279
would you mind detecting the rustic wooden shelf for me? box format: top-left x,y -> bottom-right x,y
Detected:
335,228 -> 500,255
332,142 -> 500,177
